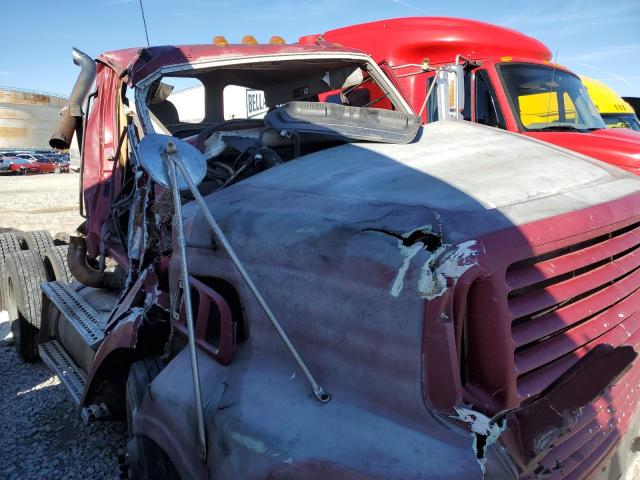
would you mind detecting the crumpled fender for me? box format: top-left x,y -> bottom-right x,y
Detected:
452,344 -> 637,474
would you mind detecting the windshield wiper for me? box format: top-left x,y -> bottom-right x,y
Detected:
532,125 -> 596,133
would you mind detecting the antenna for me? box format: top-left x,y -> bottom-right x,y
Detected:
544,50 -> 559,126
138,0 -> 150,47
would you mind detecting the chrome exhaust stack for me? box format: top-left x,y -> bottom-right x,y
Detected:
50,48 -> 96,150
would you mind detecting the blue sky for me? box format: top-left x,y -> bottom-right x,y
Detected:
1,0 -> 638,97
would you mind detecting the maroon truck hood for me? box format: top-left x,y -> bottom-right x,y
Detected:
525,128 -> 640,173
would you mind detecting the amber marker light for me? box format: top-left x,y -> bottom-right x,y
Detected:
213,36 -> 228,46
241,35 -> 258,45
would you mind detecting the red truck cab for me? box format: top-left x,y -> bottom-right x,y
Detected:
320,17 -> 640,173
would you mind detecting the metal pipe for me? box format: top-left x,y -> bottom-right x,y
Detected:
50,48 -> 96,150
173,160 -> 330,403
67,236 -> 122,290
165,142 -> 208,461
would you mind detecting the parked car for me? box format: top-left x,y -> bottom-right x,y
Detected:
6,157 -> 40,174
0,156 -> 16,174
34,154 -> 69,173
14,153 -> 39,163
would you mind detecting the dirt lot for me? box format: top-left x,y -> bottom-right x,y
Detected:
0,172 -> 82,235
0,172 -> 126,480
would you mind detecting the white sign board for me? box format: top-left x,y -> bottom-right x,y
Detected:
224,85 -> 267,120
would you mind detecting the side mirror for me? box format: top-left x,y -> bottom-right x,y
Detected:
138,134 -> 207,190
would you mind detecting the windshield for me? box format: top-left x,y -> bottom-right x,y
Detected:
13,158 -> 30,164
499,64 -> 605,132
601,113 -> 640,132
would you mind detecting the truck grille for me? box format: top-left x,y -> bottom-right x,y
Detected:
506,220 -> 640,478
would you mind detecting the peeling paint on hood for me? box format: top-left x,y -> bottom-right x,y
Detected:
391,242 -> 424,297
417,241 -> 479,300
452,406 -> 507,477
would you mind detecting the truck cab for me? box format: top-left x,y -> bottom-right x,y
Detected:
320,17 -> 640,174
581,75 -> 640,131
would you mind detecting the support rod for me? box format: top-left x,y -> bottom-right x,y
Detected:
165,142 -> 208,461
173,159 -> 330,403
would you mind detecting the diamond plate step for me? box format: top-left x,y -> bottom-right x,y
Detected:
42,281 -> 104,349
39,340 -> 86,406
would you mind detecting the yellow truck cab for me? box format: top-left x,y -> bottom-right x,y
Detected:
581,75 -> 640,131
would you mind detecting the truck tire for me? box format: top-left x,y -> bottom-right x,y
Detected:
17,230 -> 54,258
127,435 -> 180,480
125,357 -> 164,436
125,358 -> 177,480
4,251 -> 48,361
0,232 -> 21,311
43,245 -> 74,284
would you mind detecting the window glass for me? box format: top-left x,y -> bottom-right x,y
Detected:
601,113 -> 640,131
500,64 -> 604,131
462,71 -> 471,121
475,70 -> 504,128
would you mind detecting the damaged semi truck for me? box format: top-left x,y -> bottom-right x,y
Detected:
2,37 -> 640,480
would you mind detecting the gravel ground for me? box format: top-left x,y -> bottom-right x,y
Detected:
0,173 -> 82,235
0,338 -> 126,480
0,173 -> 126,480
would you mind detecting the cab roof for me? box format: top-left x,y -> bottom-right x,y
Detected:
321,17 -> 552,66
97,42 -> 366,85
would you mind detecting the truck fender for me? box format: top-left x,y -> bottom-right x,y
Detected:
132,348 -> 229,480
79,310 -> 144,408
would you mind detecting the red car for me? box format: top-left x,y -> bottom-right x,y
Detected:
7,157 -> 41,174
34,154 -> 69,173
